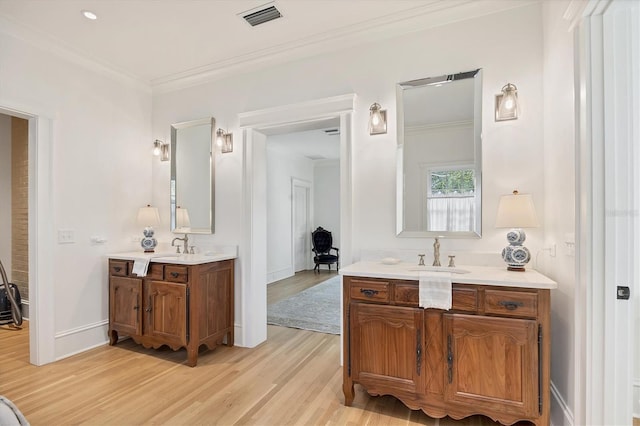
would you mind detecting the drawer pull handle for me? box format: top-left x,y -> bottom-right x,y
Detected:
360,289 -> 379,298
499,300 -> 524,310
114,266 -> 122,272
171,272 -> 179,278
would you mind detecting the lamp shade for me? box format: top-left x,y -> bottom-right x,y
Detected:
495,191 -> 539,228
137,205 -> 161,227
175,207 -> 191,230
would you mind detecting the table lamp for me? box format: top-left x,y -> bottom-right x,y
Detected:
495,190 -> 539,271
137,205 -> 161,252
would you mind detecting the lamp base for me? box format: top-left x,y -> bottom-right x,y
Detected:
501,228 -> 531,271
140,227 -> 158,253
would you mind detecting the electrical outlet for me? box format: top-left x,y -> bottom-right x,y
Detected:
57,229 -> 75,244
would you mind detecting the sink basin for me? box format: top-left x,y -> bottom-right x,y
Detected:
407,266 -> 471,274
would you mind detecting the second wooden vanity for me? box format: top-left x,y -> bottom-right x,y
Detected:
341,262 -> 556,426
108,253 -> 235,367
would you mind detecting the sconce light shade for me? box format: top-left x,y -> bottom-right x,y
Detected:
369,102 -> 387,135
495,190 -> 539,271
153,139 -> 170,161
216,128 -> 233,153
495,83 -> 518,121
137,205 -> 161,252
175,206 -> 191,232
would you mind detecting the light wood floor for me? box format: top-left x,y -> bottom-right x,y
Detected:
1,273 -> 637,425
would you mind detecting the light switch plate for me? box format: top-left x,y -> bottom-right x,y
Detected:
57,229 -> 75,244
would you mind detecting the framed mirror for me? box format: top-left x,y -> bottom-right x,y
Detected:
396,69 -> 482,238
170,117 -> 215,234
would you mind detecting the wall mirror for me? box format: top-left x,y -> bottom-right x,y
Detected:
396,69 -> 482,238
170,117 -> 215,234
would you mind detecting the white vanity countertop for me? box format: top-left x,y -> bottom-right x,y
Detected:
340,261 -> 557,290
108,251 -> 237,265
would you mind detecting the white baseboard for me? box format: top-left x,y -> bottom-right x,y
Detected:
550,380 -> 574,426
267,267 -> 293,284
634,379 -> 640,418
20,298 -> 29,320
54,319 -> 109,361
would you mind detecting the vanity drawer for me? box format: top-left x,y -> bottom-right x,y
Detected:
484,289 -> 537,318
165,265 -> 189,283
451,287 -> 478,313
394,282 -> 418,305
350,279 -> 390,303
109,260 -> 129,277
147,263 -> 164,280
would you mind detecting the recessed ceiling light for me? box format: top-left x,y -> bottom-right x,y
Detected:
81,10 -> 97,20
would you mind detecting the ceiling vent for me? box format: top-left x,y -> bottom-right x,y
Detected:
241,3 -> 282,27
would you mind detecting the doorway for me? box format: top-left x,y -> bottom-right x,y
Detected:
0,113 -> 29,341
238,94 -> 354,348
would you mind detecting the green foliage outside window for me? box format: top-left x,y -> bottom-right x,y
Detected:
430,169 -> 475,195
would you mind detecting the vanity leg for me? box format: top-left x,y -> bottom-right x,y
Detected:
186,349 -> 198,367
226,329 -> 234,347
343,376 -> 355,406
108,329 -> 118,346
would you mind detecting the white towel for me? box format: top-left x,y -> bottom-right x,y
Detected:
131,258 -> 149,277
419,271 -> 452,310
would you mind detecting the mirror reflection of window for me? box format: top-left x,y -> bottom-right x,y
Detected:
425,166 -> 475,232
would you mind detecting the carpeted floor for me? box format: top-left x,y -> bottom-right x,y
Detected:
267,275 -> 340,334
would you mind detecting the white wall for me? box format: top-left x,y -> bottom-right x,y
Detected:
0,29 -> 152,360
540,1 -> 577,424
314,160 -> 340,248
152,1 -> 546,342
266,143 -> 314,282
0,114 -> 11,279
152,3 -> 545,254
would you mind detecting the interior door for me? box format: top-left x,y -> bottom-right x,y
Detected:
293,181 -> 310,272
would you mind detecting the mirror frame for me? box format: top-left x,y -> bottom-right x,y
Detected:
396,69 -> 482,238
170,117 -> 215,234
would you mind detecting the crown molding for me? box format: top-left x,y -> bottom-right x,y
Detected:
152,0 -> 539,94
0,15 -> 151,93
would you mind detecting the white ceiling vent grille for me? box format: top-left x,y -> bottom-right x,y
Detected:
241,3 -> 282,27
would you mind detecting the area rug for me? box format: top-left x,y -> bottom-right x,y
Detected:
267,276 -> 340,335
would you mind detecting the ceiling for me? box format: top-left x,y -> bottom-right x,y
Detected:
0,1 -> 527,160
0,0 -> 531,89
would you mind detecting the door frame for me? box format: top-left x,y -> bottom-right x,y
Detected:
291,178 -> 312,273
0,104 -> 55,366
238,94 -> 354,348
575,0 -> 636,423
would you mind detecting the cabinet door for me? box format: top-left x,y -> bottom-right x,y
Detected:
110,276 -> 142,336
444,313 -> 538,418
350,303 -> 423,395
145,281 -> 188,346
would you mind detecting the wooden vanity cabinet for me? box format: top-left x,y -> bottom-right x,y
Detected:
343,275 -> 550,426
108,258 -> 234,367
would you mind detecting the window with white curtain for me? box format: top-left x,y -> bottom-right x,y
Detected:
424,165 -> 475,232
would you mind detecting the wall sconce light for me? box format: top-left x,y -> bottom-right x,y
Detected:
215,128 -> 233,153
495,83 -> 518,121
153,139 -> 170,161
368,102 -> 387,135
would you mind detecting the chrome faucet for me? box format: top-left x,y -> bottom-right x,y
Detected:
433,238 -> 441,267
171,234 -> 189,254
